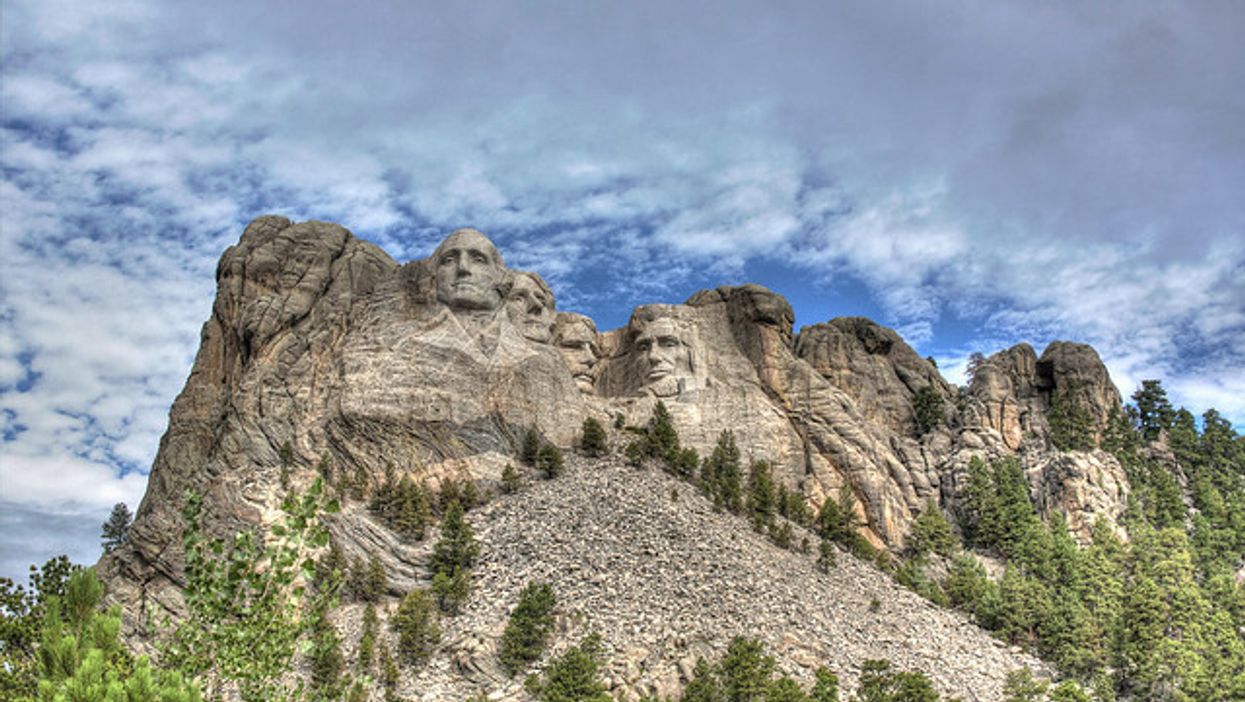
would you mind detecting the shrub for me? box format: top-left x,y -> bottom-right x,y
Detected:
521,427 -> 541,465
526,633 -> 611,702
913,386 -> 944,436
500,464 -> 523,494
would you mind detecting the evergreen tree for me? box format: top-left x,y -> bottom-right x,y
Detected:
1131,380 -> 1174,442
499,581 -> 557,675
681,657 -> 721,702
500,464 -> 523,494
718,637 -> 775,702
1048,386 -> 1095,452
521,427 -> 542,466
646,401 -> 680,462
431,568 -> 471,615
747,461 -> 777,531
357,602 -> 378,674
527,633 -> 611,702
704,431 -> 744,513
855,659 -> 939,702
0,555 -> 79,698
430,501 -> 479,579
100,502 -> 133,554
912,386 -> 944,436
537,442 -> 565,479
766,676 -> 809,702
391,589 -> 439,666
1001,669 -> 1047,702
308,610 -> 344,698
906,501 -> 955,559
809,667 -> 839,702
32,569 -> 202,702
580,417 -> 608,457
362,555 -> 387,602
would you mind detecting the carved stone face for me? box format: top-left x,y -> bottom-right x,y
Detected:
433,229 -> 504,311
634,317 -> 692,397
506,273 -> 555,343
554,316 -> 600,393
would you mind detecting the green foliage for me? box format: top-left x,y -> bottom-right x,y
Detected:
1,555 -> 80,699
817,489 -> 871,559
307,610 -> 344,698
855,659 -> 940,702
100,502 -> 133,554
810,667 -> 839,702
370,469 -> 432,543
391,589 -> 439,667
895,558 -> 948,606
702,431 -> 744,514
912,386 -> 944,437
500,464 -> 523,494
670,446 -> 700,480
498,582 -> 556,676
1000,669 -> 1047,702
428,500 -> 477,615
521,427 -> 542,466
906,501 -> 955,559
718,636 -> 775,702
580,417 -> 608,457
536,442 -> 565,479
1130,380 -> 1174,442
162,480 -> 339,702
1048,387 -> 1095,452
430,569 -> 471,615
356,603 -> 377,674
35,569 -> 202,702
646,401 -> 680,463
747,461 -> 777,531
681,657 -> 720,702
527,633 -> 611,702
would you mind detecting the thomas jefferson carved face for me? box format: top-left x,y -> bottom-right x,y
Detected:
506,272 -> 555,343
433,228 -> 504,311
634,317 -> 692,397
554,314 -> 600,393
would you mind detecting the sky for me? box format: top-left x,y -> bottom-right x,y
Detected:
1,0 -> 1243,584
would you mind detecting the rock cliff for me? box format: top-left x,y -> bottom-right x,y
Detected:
99,217 -> 1130,696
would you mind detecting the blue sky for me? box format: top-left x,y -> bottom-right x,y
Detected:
2,0 -> 1243,583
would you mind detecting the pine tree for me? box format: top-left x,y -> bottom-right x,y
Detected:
521,427 -> 542,466
1048,386 -> 1095,452
430,501 -> 479,577
906,501 -> 955,559
681,657 -> 721,702
527,633 -> 611,702
718,636 -> 775,702
537,442 -> 565,479
704,431 -> 743,513
363,555 -> 387,602
1131,379 -> 1174,442
747,461 -> 777,531
357,603 -> 378,674
308,610 -> 344,697
912,385 -> 944,436
809,667 -> 839,702
499,581 -> 557,675
500,464 -> 522,494
646,401 -> 680,462
101,502 -> 133,554
391,589 -> 439,666
580,417 -> 607,457
431,568 -> 471,615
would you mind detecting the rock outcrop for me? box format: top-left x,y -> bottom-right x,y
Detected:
100,216 -> 1132,696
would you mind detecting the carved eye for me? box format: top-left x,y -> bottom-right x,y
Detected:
660,337 -> 679,348
439,254 -> 456,266
471,252 -> 488,264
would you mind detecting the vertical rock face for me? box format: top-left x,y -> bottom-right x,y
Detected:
102,216 -> 1134,625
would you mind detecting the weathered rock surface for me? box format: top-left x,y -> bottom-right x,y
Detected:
100,216 -> 1130,693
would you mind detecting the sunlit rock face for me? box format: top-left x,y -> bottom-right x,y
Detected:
101,215 -> 1132,635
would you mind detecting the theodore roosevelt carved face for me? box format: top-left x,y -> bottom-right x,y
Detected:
433,228 -> 505,311
553,313 -> 600,393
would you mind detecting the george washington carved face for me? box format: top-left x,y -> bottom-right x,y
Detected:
433,228 -> 505,311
